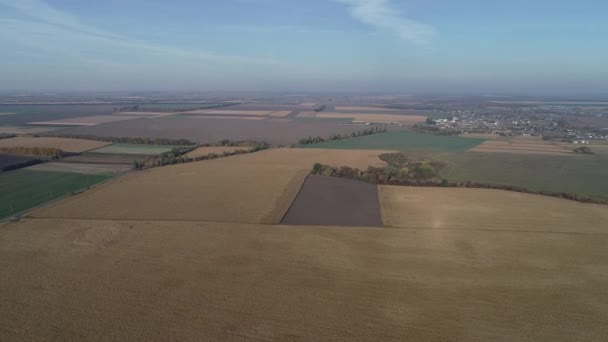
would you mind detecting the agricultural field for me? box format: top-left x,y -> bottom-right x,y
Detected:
183,146 -> 252,159
113,111 -> 173,116
379,186 -> 608,233
28,148 -> 390,222
26,162 -> 131,175
0,170 -> 112,219
335,106 -> 402,111
0,104 -> 117,125
175,114 -> 266,121
298,111 -> 426,125
0,125 -> 65,134
51,116 -> 371,145
441,151 -> 608,200
59,153 -> 147,165
183,109 -> 289,116
89,143 -> 176,155
1,217 -> 607,341
29,115 -> 141,126
303,130 -> 486,152
281,175 -> 383,227
0,153 -> 39,171
0,137 -> 111,153
469,139 -> 574,155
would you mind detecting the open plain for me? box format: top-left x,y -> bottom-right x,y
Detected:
0,137 -> 111,153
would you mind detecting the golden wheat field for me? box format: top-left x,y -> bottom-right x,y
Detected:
379,186 -> 608,233
0,137 -> 111,153
28,148 -> 391,223
1,218 -> 607,341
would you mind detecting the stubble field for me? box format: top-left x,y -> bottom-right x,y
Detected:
28,148 -> 390,223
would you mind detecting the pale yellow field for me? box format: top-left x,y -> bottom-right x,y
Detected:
184,109 -> 273,116
28,148 -> 391,223
469,140 -> 574,155
379,186 -> 608,233
183,146 -> 252,159
0,137 -> 111,153
300,112 -> 426,125
30,115 -> 140,126
2,217 -> 607,341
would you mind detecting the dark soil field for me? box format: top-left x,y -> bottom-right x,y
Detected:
51,117 -> 368,145
0,104 -> 118,126
0,153 -> 38,171
281,175 -> 383,227
58,153 -> 146,165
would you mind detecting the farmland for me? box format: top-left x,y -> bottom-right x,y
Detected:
469,139 -> 574,155
0,170 -> 111,219
50,116 -> 372,145
0,137 -> 111,153
30,115 -> 141,126
0,104 -> 117,125
28,148 -> 390,222
281,175 -> 383,227
0,153 -> 40,171
89,143 -> 176,155
26,162 -> 131,175
303,130 -> 486,152
299,111 -> 427,125
183,146 -> 252,159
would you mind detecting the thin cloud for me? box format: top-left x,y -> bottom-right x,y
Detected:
336,0 -> 437,44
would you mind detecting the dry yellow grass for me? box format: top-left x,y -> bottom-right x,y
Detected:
2,217 -> 607,341
28,148 -> 391,223
379,186 -> 608,233
183,109 -> 272,116
0,137 -> 111,153
469,140 -> 573,155
183,146 -> 252,159
30,115 -> 140,126
300,112 -> 426,125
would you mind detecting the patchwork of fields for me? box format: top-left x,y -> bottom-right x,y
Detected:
0,137 -> 111,153
89,143 -> 176,155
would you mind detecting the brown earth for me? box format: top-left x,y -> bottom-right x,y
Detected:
1,218 -> 607,341
0,137 -> 111,153
50,117 -> 375,145
29,115 -> 141,126
379,186 -> 608,233
28,148 -> 390,223
281,175 -> 383,227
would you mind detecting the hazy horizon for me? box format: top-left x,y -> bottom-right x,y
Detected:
1,0 -> 607,94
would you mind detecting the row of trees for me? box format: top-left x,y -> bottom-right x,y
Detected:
0,133 -> 16,140
310,152 -> 607,205
0,147 -> 63,158
298,126 -> 388,145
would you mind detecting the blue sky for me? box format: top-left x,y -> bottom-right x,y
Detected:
1,0 -> 607,94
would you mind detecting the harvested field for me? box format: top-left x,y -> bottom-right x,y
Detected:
335,106 -> 401,111
28,148 -> 390,222
300,112 -> 426,125
51,117 -> 371,145
183,110 -> 273,116
267,111 -> 292,117
26,162 -> 131,175
0,153 -> 38,171
281,175 -> 383,227
469,140 -> 573,155
379,186 -> 608,233
0,125 -> 63,134
0,170 -> 112,219
113,111 -> 171,116
89,143 -> 175,155
176,115 -> 266,121
0,137 -> 111,153
29,115 -> 141,126
2,218 -> 608,341
183,146 -> 252,159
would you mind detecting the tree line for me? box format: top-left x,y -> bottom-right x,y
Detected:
43,134 -> 197,146
298,126 -> 388,145
0,147 -> 63,158
310,152 -> 608,205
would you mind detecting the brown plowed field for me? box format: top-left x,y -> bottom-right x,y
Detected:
51,117 -> 374,145
1,218 -> 607,341
29,115 -> 141,126
379,186 -> 608,233
0,137 -> 111,153
281,175 -> 383,227
28,148 -> 390,222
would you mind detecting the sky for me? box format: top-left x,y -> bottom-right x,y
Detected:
1,0 -> 607,95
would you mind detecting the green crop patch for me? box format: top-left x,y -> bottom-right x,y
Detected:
0,170 -> 112,219
302,131 -> 485,153
88,143 -> 176,155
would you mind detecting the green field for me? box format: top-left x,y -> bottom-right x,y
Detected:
303,131 -> 486,153
0,170 -> 112,219
442,152 -> 608,200
89,143 -> 176,155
